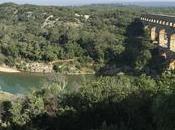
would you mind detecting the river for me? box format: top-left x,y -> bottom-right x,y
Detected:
0,72 -> 94,95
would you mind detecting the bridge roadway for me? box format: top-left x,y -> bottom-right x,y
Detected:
141,14 -> 175,29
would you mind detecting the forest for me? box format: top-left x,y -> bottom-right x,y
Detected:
0,3 -> 175,130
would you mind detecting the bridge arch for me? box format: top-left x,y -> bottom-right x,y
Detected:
170,34 -> 175,52
159,20 -> 162,24
151,27 -> 157,41
170,22 -> 173,27
159,29 -> 168,48
162,21 -> 166,25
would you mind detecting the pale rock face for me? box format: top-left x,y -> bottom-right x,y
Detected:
26,11 -> 33,18
46,15 -> 54,21
75,13 -> 80,17
22,62 -> 53,73
42,15 -> 59,28
29,63 -> 53,73
84,15 -> 90,20
14,9 -> 18,14
75,13 -> 90,20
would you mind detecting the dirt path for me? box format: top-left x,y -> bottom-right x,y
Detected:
51,59 -> 76,64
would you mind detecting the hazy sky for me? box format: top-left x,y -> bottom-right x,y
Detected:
0,0 -> 173,5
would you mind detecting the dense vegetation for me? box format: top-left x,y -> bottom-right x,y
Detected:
0,3 -> 143,72
1,72 -> 175,130
0,3 -> 175,130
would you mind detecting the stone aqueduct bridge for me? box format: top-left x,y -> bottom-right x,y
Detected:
140,14 -> 175,53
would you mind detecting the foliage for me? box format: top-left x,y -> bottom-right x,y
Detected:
1,3 -> 175,130
0,3 -> 137,68
0,72 -> 175,130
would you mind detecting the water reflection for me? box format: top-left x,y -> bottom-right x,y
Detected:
0,72 -> 46,94
0,72 -> 94,94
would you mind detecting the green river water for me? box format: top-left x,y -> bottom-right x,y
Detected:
0,72 -> 94,95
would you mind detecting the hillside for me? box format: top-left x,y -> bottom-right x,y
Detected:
0,3 -> 175,130
0,3 -> 138,73
0,3 -> 175,74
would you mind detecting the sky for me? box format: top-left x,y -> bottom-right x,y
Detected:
0,0 -> 174,6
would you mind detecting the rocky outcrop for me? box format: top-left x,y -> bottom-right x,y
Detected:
27,63 -> 53,73
18,62 -> 53,73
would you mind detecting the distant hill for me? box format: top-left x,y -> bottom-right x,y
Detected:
124,2 -> 175,7
76,2 -> 175,8
1,2 -> 175,8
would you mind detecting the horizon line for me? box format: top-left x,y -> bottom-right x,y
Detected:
0,1 -> 175,7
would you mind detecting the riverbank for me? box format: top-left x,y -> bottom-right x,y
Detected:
0,91 -> 16,101
0,59 -> 95,74
0,65 -> 20,73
